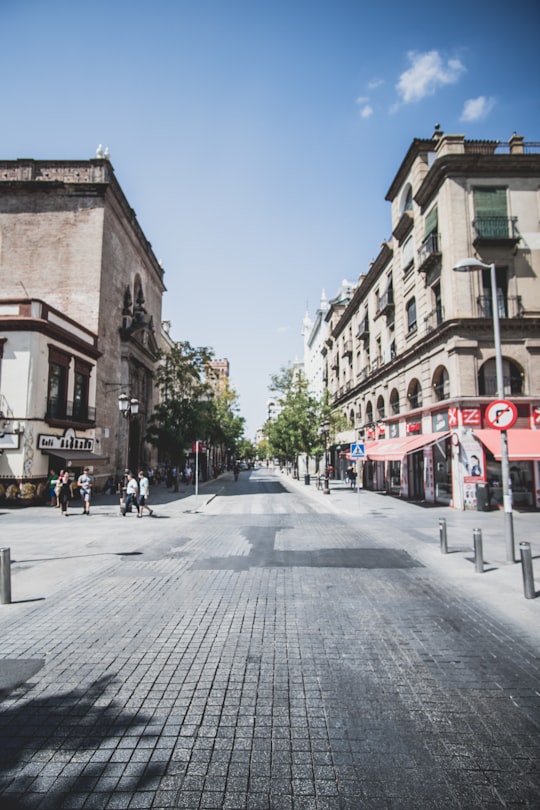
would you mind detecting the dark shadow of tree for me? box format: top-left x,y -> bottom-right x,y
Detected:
0,675 -> 165,809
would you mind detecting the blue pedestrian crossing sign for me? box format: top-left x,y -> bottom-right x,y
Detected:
350,442 -> 365,459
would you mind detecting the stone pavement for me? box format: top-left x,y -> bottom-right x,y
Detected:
0,469 -> 538,809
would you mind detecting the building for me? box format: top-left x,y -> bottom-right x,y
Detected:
0,156 -> 165,501
327,130 -> 540,509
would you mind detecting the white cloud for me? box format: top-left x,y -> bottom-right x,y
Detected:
360,104 -> 374,119
460,95 -> 495,122
355,96 -> 370,105
396,50 -> 465,104
367,78 -> 384,91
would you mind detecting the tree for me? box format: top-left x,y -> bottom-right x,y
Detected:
265,367 -> 321,473
146,342 -> 215,482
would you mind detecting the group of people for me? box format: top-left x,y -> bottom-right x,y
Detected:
47,467 -> 155,518
121,470 -> 154,518
48,467 -> 93,516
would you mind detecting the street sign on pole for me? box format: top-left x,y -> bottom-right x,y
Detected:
350,442 -> 365,459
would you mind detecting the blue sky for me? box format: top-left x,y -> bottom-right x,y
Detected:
2,0 -> 539,437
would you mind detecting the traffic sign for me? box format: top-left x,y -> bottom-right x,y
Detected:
485,399 -> 518,430
350,442 -> 365,458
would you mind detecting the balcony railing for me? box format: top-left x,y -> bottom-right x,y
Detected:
46,398 -> 96,425
341,339 -> 353,357
356,318 -> 369,340
476,294 -> 524,319
375,289 -> 394,317
472,216 -> 520,247
417,232 -> 441,273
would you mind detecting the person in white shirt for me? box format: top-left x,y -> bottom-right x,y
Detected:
122,472 -> 138,516
77,467 -> 93,515
137,470 -> 154,518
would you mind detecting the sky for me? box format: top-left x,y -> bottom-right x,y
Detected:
2,0 -> 539,438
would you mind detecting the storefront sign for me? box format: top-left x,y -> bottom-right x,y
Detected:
38,429 -> 94,452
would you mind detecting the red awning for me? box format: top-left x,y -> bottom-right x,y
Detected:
365,432 -> 449,461
474,429 -> 540,461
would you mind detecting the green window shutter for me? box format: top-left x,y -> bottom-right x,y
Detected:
424,206 -> 438,237
474,188 -> 508,237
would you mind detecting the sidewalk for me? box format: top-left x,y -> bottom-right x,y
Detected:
277,469 -> 540,647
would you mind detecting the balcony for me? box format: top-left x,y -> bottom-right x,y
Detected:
417,232 -> 441,273
46,398 -> 96,427
356,318 -> 370,341
476,294 -> 524,319
341,339 -> 353,357
472,216 -> 520,248
375,289 -> 394,318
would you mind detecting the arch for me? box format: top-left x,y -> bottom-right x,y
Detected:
376,395 -> 385,420
478,357 -> 524,396
407,379 -> 422,410
349,408 -> 355,427
366,400 -> 373,424
389,388 -> 400,415
432,366 -> 450,401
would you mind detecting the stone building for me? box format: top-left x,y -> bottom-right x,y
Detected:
0,157 -> 165,501
326,130 -> 540,509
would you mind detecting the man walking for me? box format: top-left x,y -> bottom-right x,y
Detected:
77,467 -> 93,515
137,470 -> 154,518
121,471 -> 138,516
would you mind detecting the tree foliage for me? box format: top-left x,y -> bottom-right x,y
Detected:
146,342 -> 216,465
265,368 -> 322,467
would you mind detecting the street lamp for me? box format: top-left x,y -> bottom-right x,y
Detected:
319,419 -> 331,495
118,394 -> 139,489
453,257 -> 515,562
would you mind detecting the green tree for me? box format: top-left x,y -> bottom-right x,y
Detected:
265,367 -> 322,474
146,342 -> 215,481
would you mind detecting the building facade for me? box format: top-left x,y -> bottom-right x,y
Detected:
0,157 -> 165,501
327,130 -> 540,509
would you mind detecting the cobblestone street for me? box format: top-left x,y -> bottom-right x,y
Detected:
0,468 -> 538,809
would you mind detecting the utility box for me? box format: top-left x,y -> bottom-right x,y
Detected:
476,482 -> 490,512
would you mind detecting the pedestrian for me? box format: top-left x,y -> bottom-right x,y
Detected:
121,471 -> 138,516
184,463 -> 192,485
77,467 -> 93,515
137,470 -> 154,518
58,471 -> 73,516
54,469 -> 64,507
47,469 -> 59,506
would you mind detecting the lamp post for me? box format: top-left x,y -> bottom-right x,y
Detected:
453,258 -> 515,562
319,419 -> 331,494
118,394 -> 139,490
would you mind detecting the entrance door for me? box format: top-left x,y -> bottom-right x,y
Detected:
409,452 -> 425,500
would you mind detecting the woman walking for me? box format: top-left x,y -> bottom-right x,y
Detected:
58,471 -> 73,516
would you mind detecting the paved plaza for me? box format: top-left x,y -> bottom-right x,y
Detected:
0,468 -> 538,809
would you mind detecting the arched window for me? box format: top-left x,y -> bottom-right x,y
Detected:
407,379 -> 422,410
366,401 -> 373,424
376,395 -> 385,420
478,358 -> 524,396
432,366 -> 450,401
390,388 -> 400,415
401,183 -> 413,214
349,408 -> 355,427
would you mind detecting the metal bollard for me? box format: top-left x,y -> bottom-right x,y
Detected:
0,547 -> 11,605
473,529 -> 484,574
439,518 -> 448,554
519,542 -> 536,599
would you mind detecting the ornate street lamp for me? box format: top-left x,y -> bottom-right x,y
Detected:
454,257 -> 515,562
118,394 -> 139,490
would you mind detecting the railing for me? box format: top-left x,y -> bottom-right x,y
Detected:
473,216 -> 519,242
417,232 -> 441,272
356,318 -> 369,340
479,375 -> 524,397
375,289 -> 394,316
476,294 -> 523,319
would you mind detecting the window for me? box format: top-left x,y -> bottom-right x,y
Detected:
479,358 -> 524,397
473,187 -> 509,238
402,235 -> 414,273
432,366 -> 450,401
73,359 -> 92,421
376,395 -> 385,420
47,348 -> 70,419
406,297 -> 417,333
390,388 -> 400,415
401,184 -> 413,214
407,379 -> 422,410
